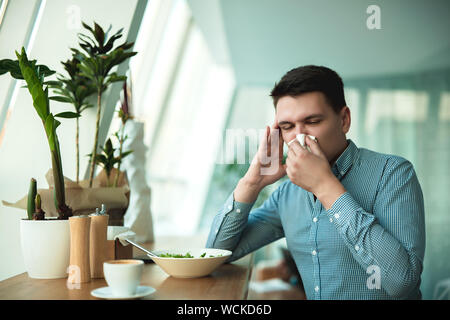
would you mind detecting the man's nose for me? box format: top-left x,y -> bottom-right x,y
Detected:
294,124 -> 308,135
285,125 -> 307,143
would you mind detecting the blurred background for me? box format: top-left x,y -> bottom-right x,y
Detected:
0,0 -> 449,299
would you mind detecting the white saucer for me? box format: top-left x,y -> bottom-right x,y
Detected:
91,285 -> 156,300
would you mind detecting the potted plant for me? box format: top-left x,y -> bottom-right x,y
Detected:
46,21 -> 136,223
49,56 -> 96,184
89,137 -> 132,187
0,48 -> 74,278
113,81 -> 133,187
4,22 -> 137,219
72,21 -> 137,188
0,22 -> 138,278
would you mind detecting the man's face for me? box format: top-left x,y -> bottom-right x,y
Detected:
276,91 -> 350,164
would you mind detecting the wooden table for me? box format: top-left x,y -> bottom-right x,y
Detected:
0,235 -> 254,300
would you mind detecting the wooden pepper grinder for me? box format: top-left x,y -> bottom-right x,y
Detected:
69,215 -> 91,283
89,204 -> 109,278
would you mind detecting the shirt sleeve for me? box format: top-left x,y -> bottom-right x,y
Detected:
326,158 -> 425,299
206,184 -> 285,262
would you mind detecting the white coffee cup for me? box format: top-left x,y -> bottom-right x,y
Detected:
103,259 -> 144,297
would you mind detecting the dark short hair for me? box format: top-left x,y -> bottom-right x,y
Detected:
270,65 -> 347,113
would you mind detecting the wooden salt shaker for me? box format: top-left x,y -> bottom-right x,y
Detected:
89,205 -> 109,278
69,215 -> 91,283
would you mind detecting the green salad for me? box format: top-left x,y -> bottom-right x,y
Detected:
158,252 -> 223,258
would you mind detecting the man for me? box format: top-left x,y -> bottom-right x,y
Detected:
206,65 -> 426,300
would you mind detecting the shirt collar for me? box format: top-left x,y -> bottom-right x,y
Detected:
331,139 -> 359,179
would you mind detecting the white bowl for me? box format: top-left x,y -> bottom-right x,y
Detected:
148,248 -> 232,278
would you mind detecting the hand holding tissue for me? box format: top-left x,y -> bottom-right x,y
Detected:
287,134 -> 317,152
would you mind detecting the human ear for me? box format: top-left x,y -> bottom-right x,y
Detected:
341,106 -> 351,134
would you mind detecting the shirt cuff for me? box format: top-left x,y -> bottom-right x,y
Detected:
213,192 -> 254,229
326,192 -> 367,228
221,191 -> 254,217
207,192 -> 255,247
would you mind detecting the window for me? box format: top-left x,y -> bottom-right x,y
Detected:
125,0 -> 235,236
439,92 -> 450,121
365,89 -> 428,134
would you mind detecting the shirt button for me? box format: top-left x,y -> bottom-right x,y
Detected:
236,208 -> 241,213
315,286 -> 319,292
329,218 -> 333,223
340,171 -> 345,175
355,245 -> 360,251
334,213 -> 340,219
312,250 -> 317,256
313,217 -> 318,223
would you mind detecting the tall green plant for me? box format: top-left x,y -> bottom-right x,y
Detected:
88,138 -> 131,187
0,48 -> 73,219
113,81 -> 133,187
49,56 -> 96,184
74,21 -> 137,187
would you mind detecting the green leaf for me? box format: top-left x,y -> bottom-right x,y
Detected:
54,118 -> 61,130
106,74 -> 127,85
44,86 -> 50,115
16,48 -> 49,121
95,154 -> 107,164
44,114 -> 56,151
44,80 -> 62,87
102,138 -> 114,155
54,111 -> 80,119
50,96 -> 73,103
0,59 -> 23,79
78,61 -> 96,79
82,21 -> 94,33
78,34 -> 97,52
94,22 -> 105,46
36,65 -> 56,78
103,29 -> 123,53
79,103 -> 94,112
53,87 -> 72,97
117,42 -> 135,51
120,150 -> 133,159
0,58 -> 54,79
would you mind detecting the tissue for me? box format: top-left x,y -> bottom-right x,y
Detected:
287,134 -> 317,152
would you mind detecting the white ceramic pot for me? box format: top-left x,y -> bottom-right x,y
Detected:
20,218 -> 70,279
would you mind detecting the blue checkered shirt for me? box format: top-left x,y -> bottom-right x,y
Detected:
206,139 -> 425,299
